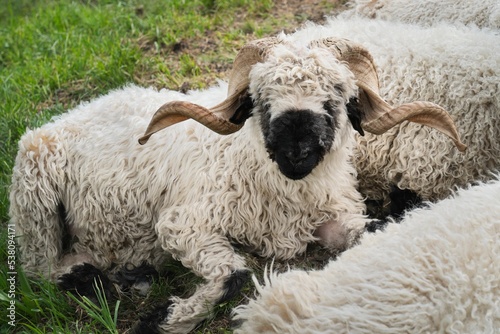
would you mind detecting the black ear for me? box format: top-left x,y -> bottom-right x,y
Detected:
230,94 -> 254,125
346,97 -> 365,136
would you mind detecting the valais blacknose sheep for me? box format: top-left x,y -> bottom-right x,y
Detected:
10,35 -> 464,333
341,0 -> 500,29
292,17 -> 500,203
233,175 -> 500,334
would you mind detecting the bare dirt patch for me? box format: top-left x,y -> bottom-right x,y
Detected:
134,0 -> 349,91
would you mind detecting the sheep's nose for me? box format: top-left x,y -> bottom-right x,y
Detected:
286,151 -> 308,165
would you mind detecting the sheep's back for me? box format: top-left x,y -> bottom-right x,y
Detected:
293,18 -> 500,200
341,0 -> 500,29
24,83 -> 363,265
233,177 -> 500,333
24,84 -> 237,268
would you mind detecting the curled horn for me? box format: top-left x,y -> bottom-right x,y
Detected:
138,37 -> 280,145
309,38 -> 467,152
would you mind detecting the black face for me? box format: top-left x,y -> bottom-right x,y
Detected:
262,108 -> 336,180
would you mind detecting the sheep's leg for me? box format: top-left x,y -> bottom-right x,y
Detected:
314,214 -> 367,251
161,269 -> 249,333
364,219 -> 389,232
364,186 -> 423,232
57,263 -> 115,302
111,262 -> 159,295
9,129 -> 117,301
388,185 -> 423,219
59,261 -> 159,302
134,206 -> 249,334
9,129 -> 68,280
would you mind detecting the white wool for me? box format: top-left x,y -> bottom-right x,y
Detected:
10,81 -> 365,269
10,41 -> 367,332
233,176 -> 500,333
341,0 -> 500,29
12,10 -> 500,333
291,17 -> 500,200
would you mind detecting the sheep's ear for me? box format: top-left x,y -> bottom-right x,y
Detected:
229,94 -> 254,125
346,97 -> 365,136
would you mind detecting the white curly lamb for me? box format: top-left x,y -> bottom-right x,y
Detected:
233,175 -> 500,334
10,35 -> 463,333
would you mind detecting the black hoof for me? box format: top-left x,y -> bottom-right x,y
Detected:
218,269 -> 251,304
131,301 -> 172,334
365,219 -> 388,233
112,262 -> 159,295
58,263 -> 114,302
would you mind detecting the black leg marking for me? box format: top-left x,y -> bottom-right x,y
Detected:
230,318 -> 245,330
365,219 -> 388,233
112,262 -> 159,292
218,270 -> 251,304
364,198 -> 386,220
131,302 -> 172,334
58,202 -> 73,253
58,263 -> 114,302
389,185 -> 422,219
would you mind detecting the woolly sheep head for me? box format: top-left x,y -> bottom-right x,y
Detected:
246,43 -> 361,179
138,37 -> 466,180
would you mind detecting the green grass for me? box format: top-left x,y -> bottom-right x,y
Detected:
0,0 -> 341,332
0,0 -> 284,226
67,279 -> 121,334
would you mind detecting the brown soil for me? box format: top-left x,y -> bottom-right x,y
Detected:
134,0 -> 349,91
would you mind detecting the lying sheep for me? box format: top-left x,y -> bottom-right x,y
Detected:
232,175 -> 500,334
10,35 -> 464,333
341,0 -> 500,29
292,17 -> 500,202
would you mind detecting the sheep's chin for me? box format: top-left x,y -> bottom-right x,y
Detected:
277,164 -> 315,180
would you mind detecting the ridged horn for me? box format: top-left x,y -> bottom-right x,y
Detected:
138,37 -> 281,145
310,37 -> 466,152
138,101 -> 242,145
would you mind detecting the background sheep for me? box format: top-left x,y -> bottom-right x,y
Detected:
341,0 -> 500,29
10,35 -> 462,333
292,17 -> 500,203
233,175 -> 500,334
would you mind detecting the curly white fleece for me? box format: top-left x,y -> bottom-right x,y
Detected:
341,0 -> 500,29
233,176 -> 500,334
10,41 -> 369,333
291,17 -> 500,201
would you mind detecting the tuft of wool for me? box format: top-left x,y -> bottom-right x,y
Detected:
341,0 -> 500,29
291,17 -> 500,201
233,176 -> 500,334
10,39 -> 369,332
